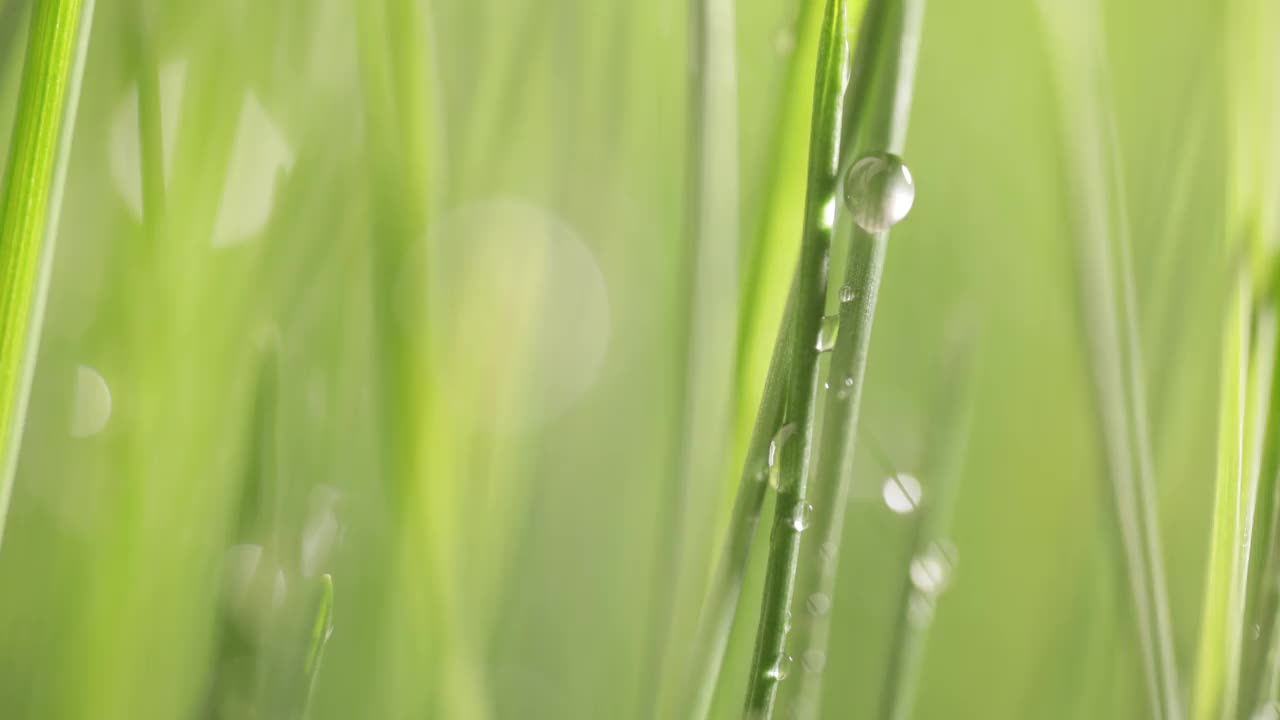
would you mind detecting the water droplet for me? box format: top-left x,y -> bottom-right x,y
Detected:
766,654 -> 793,681
816,315 -> 839,352
791,503 -> 813,532
806,592 -> 831,617
838,284 -> 856,303
70,366 -> 112,438
841,152 -> 915,233
784,610 -> 793,633
768,423 -> 798,490
820,541 -> 838,561
882,473 -> 922,514
843,377 -> 854,387
910,540 -> 957,594
907,590 -> 935,626
821,196 -> 837,230
801,649 -> 827,673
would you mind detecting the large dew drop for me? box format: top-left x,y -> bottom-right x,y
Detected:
841,152 -> 915,233
70,366 -> 112,438
882,473 -> 922,514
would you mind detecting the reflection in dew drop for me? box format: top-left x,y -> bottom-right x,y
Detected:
882,473 -> 922,514
801,649 -> 827,673
806,592 -> 831,617
766,654 -> 793,681
907,590 -> 935,627
820,196 -> 836,230
791,502 -> 813,532
839,284 -> 856,304
70,366 -> 112,438
211,93 -> 296,248
841,152 -> 915,233
109,61 -> 187,218
816,315 -> 839,352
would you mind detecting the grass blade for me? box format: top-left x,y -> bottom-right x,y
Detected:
779,1 -> 924,717
879,344 -> 976,720
1037,4 -> 1182,716
646,0 -> 742,713
0,0 -> 94,544
738,0 -> 851,717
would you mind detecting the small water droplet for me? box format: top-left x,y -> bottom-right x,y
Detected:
839,284 -> 856,303
907,590 -> 935,626
841,152 -> 915,233
910,540 -> 957,594
882,473 -> 922,514
791,503 -> 813,532
768,424 -> 798,490
801,649 -> 827,673
807,593 -> 831,617
766,654 -> 793,681
1254,623 -> 1263,640
70,366 -> 112,438
816,315 -> 839,352
843,376 -> 854,387
784,610 -> 793,633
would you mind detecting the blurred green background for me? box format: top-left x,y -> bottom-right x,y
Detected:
0,0 -> 1232,718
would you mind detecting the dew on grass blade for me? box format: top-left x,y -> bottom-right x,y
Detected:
768,423 -> 799,490
909,540 -> 958,594
108,60 -> 187,218
838,284 -> 855,303
791,502 -> 813,532
816,315 -> 839,352
881,473 -> 922,514
70,366 -> 111,438
766,654 -> 793,681
806,593 -> 831,617
801,649 -> 826,673
841,152 -> 915,233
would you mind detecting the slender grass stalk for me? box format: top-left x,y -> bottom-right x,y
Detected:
646,0 -> 741,714
1192,274 -> 1251,720
0,0 -> 94,544
1038,4 -> 1182,717
879,345 -> 976,720
779,1 -> 923,717
737,1 -> 857,717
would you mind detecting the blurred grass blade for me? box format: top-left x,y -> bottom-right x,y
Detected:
1037,4 -> 1182,717
0,0 -> 94,544
683,281 -> 794,720
646,0 -> 741,713
880,344 -> 976,720
302,574 -> 335,717
1192,275 -> 1251,720
780,0 -> 924,717
738,0 -> 851,717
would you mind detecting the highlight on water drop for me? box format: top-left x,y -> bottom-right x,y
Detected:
841,152 -> 915,233
816,315 -> 839,353
766,654 -> 793,681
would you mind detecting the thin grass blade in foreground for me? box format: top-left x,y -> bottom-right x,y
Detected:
0,0 -> 94,544
780,1 -> 924,717
1038,4 -> 1182,717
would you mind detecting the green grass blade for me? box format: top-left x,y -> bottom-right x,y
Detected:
646,0 -> 742,713
879,344 -> 976,720
779,1 -> 924,717
739,1 -> 852,717
1192,275 -> 1251,720
1037,4 -> 1182,716
0,0 -> 94,544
